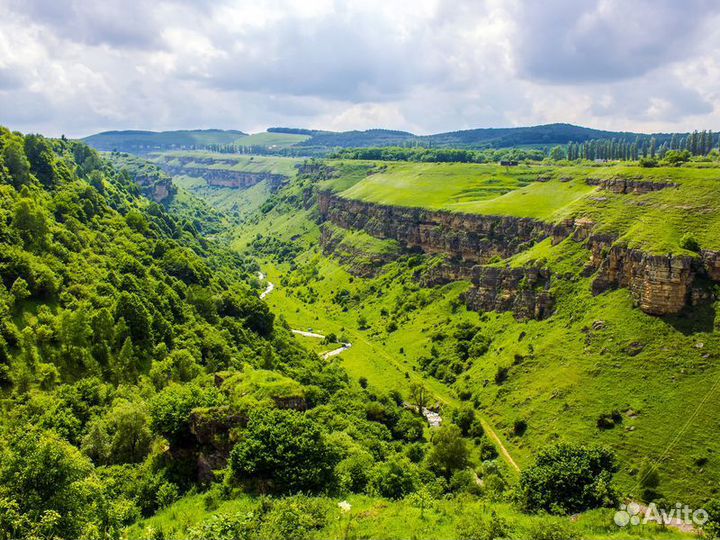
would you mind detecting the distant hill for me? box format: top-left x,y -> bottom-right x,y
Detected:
423,123 -> 675,148
84,124 -> 684,156
295,128 -> 416,149
83,129 -> 247,153
294,123 -> 676,150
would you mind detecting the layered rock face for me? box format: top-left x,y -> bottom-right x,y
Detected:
318,191 -> 718,317
587,237 -> 715,315
319,191 -> 562,319
318,191 -> 571,263
464,266 -> 554,320
585,177 -> 677,194
160,163 -> 287,189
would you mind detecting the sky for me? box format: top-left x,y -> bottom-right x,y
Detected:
1,0 -> 720,137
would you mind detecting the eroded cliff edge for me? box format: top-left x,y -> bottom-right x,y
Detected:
318,191 -> 719,318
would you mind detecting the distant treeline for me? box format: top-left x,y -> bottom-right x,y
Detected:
564,130 -> 718,161
329,146 -> 545,163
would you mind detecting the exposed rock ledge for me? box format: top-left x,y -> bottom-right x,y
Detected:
318,191 -> 571,263
588,235 -> 714,315
318,191 -> 718,317
159,163 -> 287,190
586,177 -> 677,194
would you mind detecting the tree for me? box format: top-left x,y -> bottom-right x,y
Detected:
105,400 -> 153,464
426,424 -> 469,478
408,381 -> 429,413
0,430 -> 93,538
549,146 -> 565,161
115,291 -> 152,344
2,136 -> 30,187
10,277 -> 30,303
149,383 -> 221,445
517,443 -> 618,514
229,408 -> 338,493
11,198 -> 49,249
368,455 -> 420,499
24,134 -> 57,187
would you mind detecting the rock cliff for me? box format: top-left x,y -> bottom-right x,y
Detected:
318,191 -> 571,263
318,191 -> 719,317
160,163 -> 287,189
585,177 -> 677,194
587,237 -> 715,315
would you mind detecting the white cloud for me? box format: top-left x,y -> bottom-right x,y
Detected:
1,0 -> 719,137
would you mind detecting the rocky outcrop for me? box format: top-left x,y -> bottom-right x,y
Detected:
464,266 -> 554,320
318,192 -> 572,264
132,175 -> 176,203
318,192 -> 718,317
586,177 -> 677,194
160,164 -> 287,189
588,238 -> 714,315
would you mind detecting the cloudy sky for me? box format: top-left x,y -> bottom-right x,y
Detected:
1,0 -> 720,137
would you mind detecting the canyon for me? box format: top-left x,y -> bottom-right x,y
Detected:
318,190 -> 718,319
154,155 -> 288,189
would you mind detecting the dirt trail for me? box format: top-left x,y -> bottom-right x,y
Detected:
257,272 -> 274,299
260,274 -> 352,360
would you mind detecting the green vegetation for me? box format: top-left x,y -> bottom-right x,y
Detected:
152,152 -> 301,176
4,127 -> 717,539
83,129 -> 246,154
148,150 -> 720,539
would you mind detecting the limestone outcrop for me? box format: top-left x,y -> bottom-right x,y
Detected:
317,191 -> 718,317
585,177 -> 677,194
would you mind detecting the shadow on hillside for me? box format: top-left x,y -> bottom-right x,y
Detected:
663,302 -> 716,335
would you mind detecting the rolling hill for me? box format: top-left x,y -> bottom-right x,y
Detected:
82,128 -> 247,153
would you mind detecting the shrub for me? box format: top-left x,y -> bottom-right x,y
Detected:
229,408 -> 338,494
368,455 -> 419,499
638,157 -> 658,167
494,366 -> 509,385
517,443 -> 618,514
513,418 -> 528,437
596,410 -> 622,430
680,233 -> 701,253
456,511 -> 512,540
525,516 -> 578,540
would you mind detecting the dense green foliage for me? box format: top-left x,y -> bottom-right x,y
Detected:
517,443 -> 618,514
82,129 -> 247,154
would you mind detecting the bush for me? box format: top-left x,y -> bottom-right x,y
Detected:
680,233 -> 701,253
368,455 -> 419,499
638,157 -> 658,167
517,443 -> 618,514
456,511 -> 512,540
513,418 -> 528,437
525,516 -> 578,540
596,410 -> 622,430
229,408 -> 338,494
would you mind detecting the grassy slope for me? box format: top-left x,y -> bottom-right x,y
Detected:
235,131 -> 311,147
127,492 -> 691,540
333,161 -> 720,253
